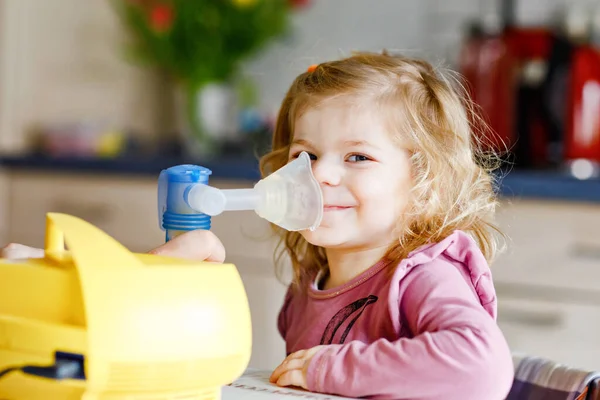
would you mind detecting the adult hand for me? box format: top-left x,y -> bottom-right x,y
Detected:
0,243 -> 44,259
1,229 -> 226,263
149,229 -> 226,263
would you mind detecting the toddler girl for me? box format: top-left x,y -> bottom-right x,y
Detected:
261,52 -> 514,399
1,51 -> 515,400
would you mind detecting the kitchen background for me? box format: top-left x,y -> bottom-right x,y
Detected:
0,0 -> 599,372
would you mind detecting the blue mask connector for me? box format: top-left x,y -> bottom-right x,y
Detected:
157,164 -> 212,242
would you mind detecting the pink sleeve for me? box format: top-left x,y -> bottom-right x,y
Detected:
306,260 -> 514,400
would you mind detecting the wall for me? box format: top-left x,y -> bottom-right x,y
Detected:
246,0 -> 600,113
0,0 -> 166,153
1,0 -> 600,151
242,0 -> 429,114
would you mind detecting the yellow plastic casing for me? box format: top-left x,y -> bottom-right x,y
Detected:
0,213 -> 252,400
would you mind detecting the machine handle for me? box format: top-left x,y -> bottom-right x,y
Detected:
44,212 -> 143,269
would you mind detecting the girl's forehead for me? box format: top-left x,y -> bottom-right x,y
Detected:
293,102 -> 402,148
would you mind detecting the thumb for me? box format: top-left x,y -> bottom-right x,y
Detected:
149,230 -> 226,263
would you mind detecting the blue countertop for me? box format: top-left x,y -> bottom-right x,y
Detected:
496,170 -> 600,203
1,154 -> 599,203
0,154 -> 263,181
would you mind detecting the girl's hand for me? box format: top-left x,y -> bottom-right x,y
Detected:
149,229 -> 226,263
269,345 -> 325,390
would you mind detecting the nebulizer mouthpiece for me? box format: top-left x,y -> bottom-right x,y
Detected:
158,152 -> 322,241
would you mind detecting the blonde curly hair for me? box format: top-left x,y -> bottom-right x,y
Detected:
259,51 -> 506,289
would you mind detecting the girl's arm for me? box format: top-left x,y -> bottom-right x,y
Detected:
305,259 -> 514,400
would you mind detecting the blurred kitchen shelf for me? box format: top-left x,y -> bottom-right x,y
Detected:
0,153 -> 262,181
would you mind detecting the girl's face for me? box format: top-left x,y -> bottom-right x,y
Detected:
289,100 -> 413,252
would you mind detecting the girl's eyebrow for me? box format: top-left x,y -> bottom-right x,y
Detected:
344,140 -> 372,147
292,138 -> 380,150
344,140 -> 381,150
291,138 -> 313,147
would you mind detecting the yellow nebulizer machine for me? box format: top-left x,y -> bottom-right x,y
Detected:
0,213 -> 252,400
0,151 -> 323,399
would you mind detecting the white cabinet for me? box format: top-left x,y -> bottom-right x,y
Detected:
6,171 -> 164,251
493,198 -> 600,371
497,297 -> 600,371
227,254 -> 289,370
493,199 -> 600,292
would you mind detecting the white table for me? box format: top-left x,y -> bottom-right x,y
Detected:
223,369 -> 355,399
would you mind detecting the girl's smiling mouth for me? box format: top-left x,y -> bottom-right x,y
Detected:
324,205 -> 353,211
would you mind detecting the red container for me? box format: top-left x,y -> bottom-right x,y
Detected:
459,32 -> 518,153
565,46 -> 600,162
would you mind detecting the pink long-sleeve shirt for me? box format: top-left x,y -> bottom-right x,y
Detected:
277,230 -> 514,400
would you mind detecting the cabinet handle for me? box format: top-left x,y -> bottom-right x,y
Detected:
498,306 -> 564,328
51,200 -> 114,224
495,281 -> 600,306
570,243 -> 600,260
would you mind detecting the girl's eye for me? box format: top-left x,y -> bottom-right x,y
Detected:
347,154 -> 371,162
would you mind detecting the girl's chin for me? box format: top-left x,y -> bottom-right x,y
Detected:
300,226 -> 349,247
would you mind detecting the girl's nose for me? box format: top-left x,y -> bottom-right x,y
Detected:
311,158 -> 342,186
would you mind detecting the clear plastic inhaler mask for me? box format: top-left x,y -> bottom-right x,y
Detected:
158,152 -> 323,240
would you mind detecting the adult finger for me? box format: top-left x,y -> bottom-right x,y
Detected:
1,243 -> 44,259
149,230 -> 225,262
